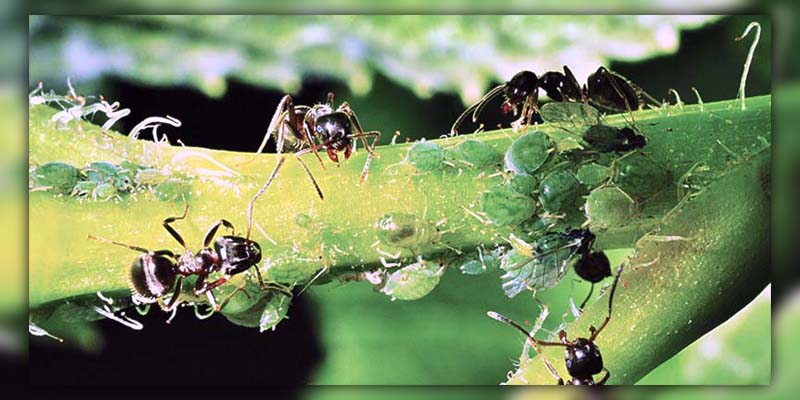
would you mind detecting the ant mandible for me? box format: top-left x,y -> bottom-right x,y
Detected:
244,92 -> 381,201
89,158 -> 289,314
488,264 -> 624,385
451,66 -> 661,135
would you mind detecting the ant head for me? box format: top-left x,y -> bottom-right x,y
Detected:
565,337 -> 604,379
315,112 -> 353,150
502,70 -> 538,113
621,127 -> 647,150
247,239 -> 263,265
574,251 -> 611,283
128,252 -> 177,302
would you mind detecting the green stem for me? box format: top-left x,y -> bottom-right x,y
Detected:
29,96 -> 770,314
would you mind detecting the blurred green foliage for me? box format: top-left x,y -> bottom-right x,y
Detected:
29,15 -> 717,103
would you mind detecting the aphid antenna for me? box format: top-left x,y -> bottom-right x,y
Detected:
735,22 -> 761,110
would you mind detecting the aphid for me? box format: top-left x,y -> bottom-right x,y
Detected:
445,139 -> 500,169
539,102 -> 647,153
500,228 -> 611,312
245,92 -> 381,199
407,141 -> 445,172
376,212 -> 438,250
584,186 -> 636,229
488,264 -> 623,385
88,158 -> 288,313
451,66 -> 660,135
381,257 -> 445,301
480,184 -> 537,226
538,170 -> 581,213
29,162 -> 80,194
504,131 -> 551,174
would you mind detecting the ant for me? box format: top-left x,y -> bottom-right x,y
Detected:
488,264 -> 624,385
89,158 -> 289,314
244,92 -> 381,200
450,66 -> 660,135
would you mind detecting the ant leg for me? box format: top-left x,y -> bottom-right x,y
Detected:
597,368 -> 611,385
216,285 -> 251,312
486,311 -> 565,382
302,111 -> 329,171
246,157 -> 287,238
339,102 -> 381,157
578,282 -> 596,313
164,276 -> 183,312
350,130 -> 381,183
563,65 -> 588,102
203,219 -> 235,247
589,264 -> 624,341
252,265 -> 266,290
293,148 -> 325,200
240,95 -> 293,166
162,204 -> 190,251
519,89 -> 540,131
87,234 -> 149,253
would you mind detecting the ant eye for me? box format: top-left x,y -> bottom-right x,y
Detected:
316,126 -> 324,132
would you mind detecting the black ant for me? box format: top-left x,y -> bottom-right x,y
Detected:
450,66 -> 660,135
488,264 -> 624,385
89,158 -> 289,314
244,92 -> 381,200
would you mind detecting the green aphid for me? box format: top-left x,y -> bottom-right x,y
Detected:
154,178 -> 191,202
576,163 -> 612,188
457,247 -> 503,275
447,139 -> 499,169
376,212 -> 437,249
538,170 -> 581,213
613,152 -> 672,200
382,259 -> 443,301
135,168 -> 168,186
480,185 -> 537,226
92,182 -> 117,201
72,180 -> 97,197
504,131 -> 551,174
508,172 -> 538,196
407,141 -> 445,171
30,162 -> 80,194
259,292 -> 292,332
295,213 -> 313,228
84,161 -> 119,184
585,186 -> 636,229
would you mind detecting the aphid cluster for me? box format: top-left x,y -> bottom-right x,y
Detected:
489,264 -> 623,385
30,160 -> 181,202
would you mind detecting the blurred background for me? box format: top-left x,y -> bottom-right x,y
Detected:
0,2 -> 793,397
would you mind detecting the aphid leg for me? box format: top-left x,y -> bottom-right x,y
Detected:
162,204 -> 190,251
589,264 -> 623,341
202,219 -> 235,247
216,285 -> 248,312
163,276 -> 183,312
87,234 -> 149,253
239,95 -> 293,167
247,156 -> 287,238
597,368 -> 611,385
326,92 -> 335,107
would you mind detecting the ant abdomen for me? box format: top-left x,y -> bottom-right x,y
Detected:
129,252 -> 178,302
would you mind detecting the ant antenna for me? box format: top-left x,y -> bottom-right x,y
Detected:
88,234 -> 149,253
247,156 -> 287,240
450,85 -> 505,136
487,311 -> 532,339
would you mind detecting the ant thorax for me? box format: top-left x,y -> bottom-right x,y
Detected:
176,248 -> 217,276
